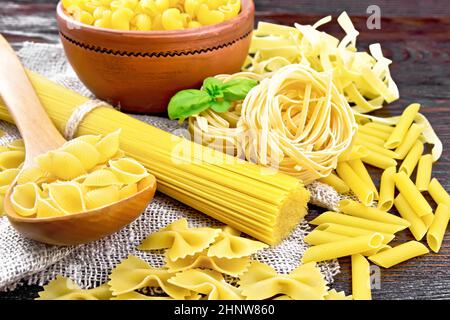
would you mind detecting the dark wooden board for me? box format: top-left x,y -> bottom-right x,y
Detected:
0,0 -> 449,300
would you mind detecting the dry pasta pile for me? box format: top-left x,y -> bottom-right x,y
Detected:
9,129 -> 152,218
303,104 -> 450,299
244,12 -> 399,113
37,218 -> 351,300
189,64 -> 357,183
62,0 -> 241,31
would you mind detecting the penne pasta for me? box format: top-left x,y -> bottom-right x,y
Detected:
421,213 -> 434,229
362,244 -> 392,257
339,199 -> 410,227
364,122 -> 394,134
358,125 -> 390,140
395,172 -> 433,217
351,254 -> 372,300
427,204 -> 450,253
394,194 -> 428,241
378,166 -> 396,211
315,223 -> 395,243
385,103 -> 420,149
356,132 -> 385,146
309,211 -> 407,234
428,178 -> 450,207
347,159 -> 378,199
399,140 -> 423,177
336,162 -> 375,205
394,123 -> 424,159
301,233 -> 384,263
338,145 -> 369,162
415,154 -> 433,191
355,137 -> 398,159
305,229 -> 390,257
305,228 -> 394,257
368,241 -> 429,268
318,172 -> 350,194
304,230 -> 347,246
361,149 -> 397,170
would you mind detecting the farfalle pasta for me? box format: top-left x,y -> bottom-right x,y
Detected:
9,129 -> 151,218
165,249 -> 251,276
37,276 -> 112,300
167,269 -> 243,300
238,261 -> 328,300
207,226 -> 268,258
108,255 -> 193,299
138,219 -> 221,261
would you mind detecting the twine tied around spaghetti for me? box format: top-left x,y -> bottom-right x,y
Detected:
64,99 -> 117,140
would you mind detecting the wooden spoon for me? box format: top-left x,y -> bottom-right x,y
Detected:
0,35 -> 156,245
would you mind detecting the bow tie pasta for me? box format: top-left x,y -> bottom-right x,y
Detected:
9,129 -> 152,218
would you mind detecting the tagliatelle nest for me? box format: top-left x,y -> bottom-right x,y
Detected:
189,64 -> 356,184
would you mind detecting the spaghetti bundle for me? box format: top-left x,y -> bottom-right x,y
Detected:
0,71 -> 310,245
189,64 -> 357,183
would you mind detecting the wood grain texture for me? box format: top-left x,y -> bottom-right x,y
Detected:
0,0 -> 449,300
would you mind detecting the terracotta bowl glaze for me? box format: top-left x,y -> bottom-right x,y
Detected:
56,1 -> 254,114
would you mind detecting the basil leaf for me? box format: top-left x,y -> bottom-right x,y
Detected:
168,89 -> 212,120
203,77 -> 224,99
210,100 -> 232,113
221,78 -> 258,101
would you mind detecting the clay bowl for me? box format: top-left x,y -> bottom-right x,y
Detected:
56,0 -> 255,114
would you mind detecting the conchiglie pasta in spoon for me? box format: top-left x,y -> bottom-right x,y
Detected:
0,35 -> 156,245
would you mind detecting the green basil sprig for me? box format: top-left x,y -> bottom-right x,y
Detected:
168,77 -> 258,120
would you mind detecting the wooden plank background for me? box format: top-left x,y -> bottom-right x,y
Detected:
0,0 -> 449,300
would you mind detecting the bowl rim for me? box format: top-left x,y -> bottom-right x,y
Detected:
56,0 -> 254,38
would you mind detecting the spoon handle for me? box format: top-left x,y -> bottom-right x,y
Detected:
0,34 -> 66,163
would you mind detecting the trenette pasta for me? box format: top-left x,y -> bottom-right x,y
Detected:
351,254 -> 371,300
301,233 -> 384,263
368,241 -> 429,268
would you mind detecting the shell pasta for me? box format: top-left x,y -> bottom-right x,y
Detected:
10,130 -> 151,218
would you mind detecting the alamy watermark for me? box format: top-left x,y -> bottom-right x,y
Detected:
367,5 -> 382,30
